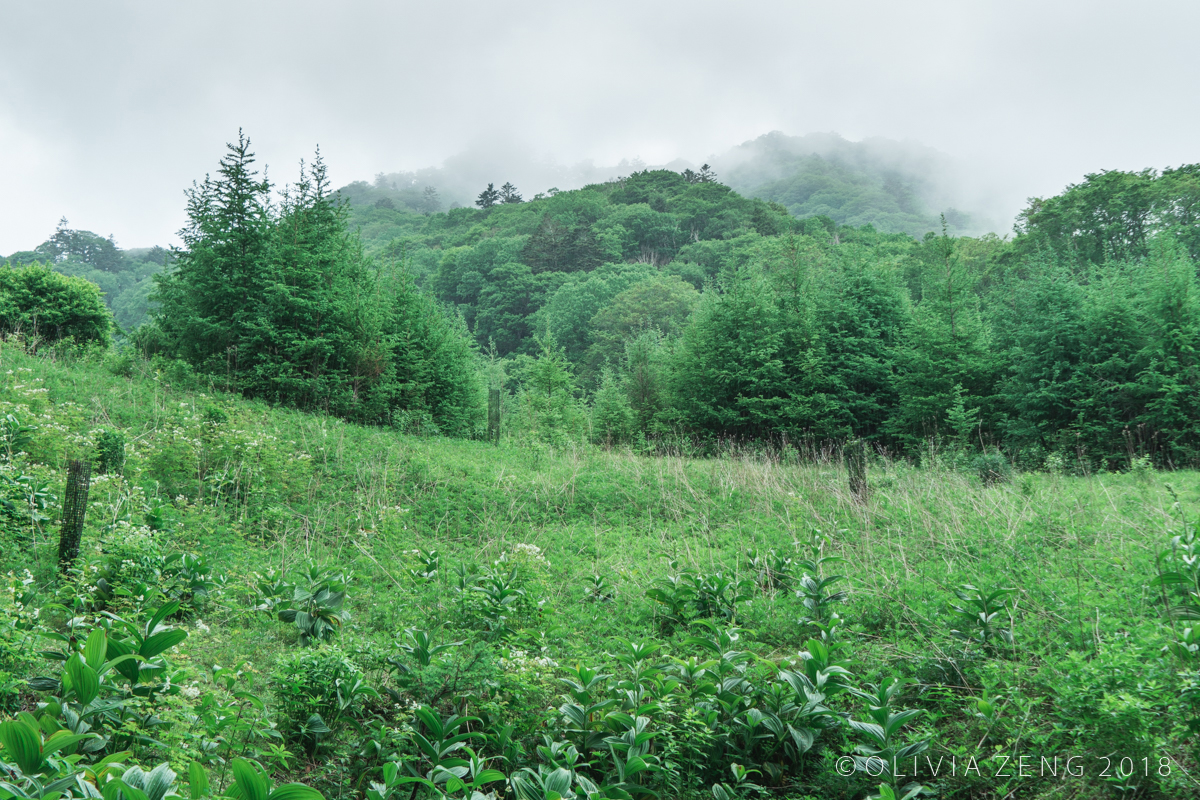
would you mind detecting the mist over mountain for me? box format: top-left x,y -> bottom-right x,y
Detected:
343,131 -> 1004,237
711,132 -> 1000,236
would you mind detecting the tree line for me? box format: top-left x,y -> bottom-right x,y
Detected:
345,163 -> 1200,469
3,133 -> 1198,468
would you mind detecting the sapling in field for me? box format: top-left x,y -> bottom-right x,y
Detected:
949,584 -> 1016,651
1151,488 -> 1200,620
848,677 -> 929,794
473,566 -> 526,640
407,548 -> 440,582
585,573 -> 615,602
397,628 -> 465,668
645,563 -> 695,631
746,548 -> 795,594
257,563 -> 351,644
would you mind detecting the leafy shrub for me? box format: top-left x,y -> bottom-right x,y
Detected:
645,562 -> 753,629
1151,489 -> 1199,618
257,563 -> 352,644
0,413 -> 33,461
972,451 -> 1011,486
746,547 -> 795,594
29,603 -> 188,756
163,552 -> 225,615
95,429 -> 126,475
949,584 -> 1016,652
0,572 -> 38,713
270,646 -> 375,755
1046,643 -> 1180,794
0,715 -> 147,798
386,637 -> 495,710
0,262 -> 113,348
75,521 -> 167,610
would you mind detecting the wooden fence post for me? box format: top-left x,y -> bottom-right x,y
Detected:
846,438 -> 869,502
488,389 -> 501,445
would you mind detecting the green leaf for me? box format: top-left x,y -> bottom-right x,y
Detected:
189,762 -> 210,800
0,719 -> 43,775
231,759 -> 269,800
266,785 -> 324,800
474,769 -> 505,783
147,602 -> 181,637
107,638 -> 140,684
144,763 -> 178,800
140,629 -> 187,660
66,654 -> 100,705
232,691 -> 264,709
301,715 -> 330,735
84,628 -> 108,670
544,768 -> 572,794
104,779 -> 150,800
42,730 -> 97,758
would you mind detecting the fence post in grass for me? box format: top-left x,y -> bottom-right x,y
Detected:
846,438 -> 868,502
58,458 -> 91,573
488,388 -> 501,445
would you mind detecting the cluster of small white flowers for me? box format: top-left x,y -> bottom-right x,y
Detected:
180,684 -> 202,699
4,570 -> 35,612
195,620 -> 211,633
506,542 -> 550,567
500,649 -> 558,678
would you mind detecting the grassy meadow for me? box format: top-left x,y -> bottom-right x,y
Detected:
1,342 -> 1198,799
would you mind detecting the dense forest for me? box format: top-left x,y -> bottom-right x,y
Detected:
4,136 -> 1199,469
335,151 -> 1200,470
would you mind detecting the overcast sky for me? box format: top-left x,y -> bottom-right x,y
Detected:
2,0 -> 1197,252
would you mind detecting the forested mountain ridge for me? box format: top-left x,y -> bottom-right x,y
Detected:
337,131 -> 992,238
3,134 -> 1199,470
335,158 -> 1200,468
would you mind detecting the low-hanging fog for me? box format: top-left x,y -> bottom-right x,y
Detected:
1,0 -> 1197,251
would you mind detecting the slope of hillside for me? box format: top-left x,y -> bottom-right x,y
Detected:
1,342 -> 1196,798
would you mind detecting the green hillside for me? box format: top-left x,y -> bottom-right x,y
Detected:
1,342 -> 1198,799
5,137 -> 1200,471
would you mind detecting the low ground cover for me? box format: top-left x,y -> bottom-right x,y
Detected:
1,343 -> 1198,799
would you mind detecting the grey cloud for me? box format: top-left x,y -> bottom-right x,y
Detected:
1,0 -> 1197,250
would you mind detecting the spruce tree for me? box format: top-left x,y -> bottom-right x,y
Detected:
476,183 -> 500,209
499,182 -> 523,204
154,129 -> 272,382
250,150 -> 366,411
592,366 -> 632,445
